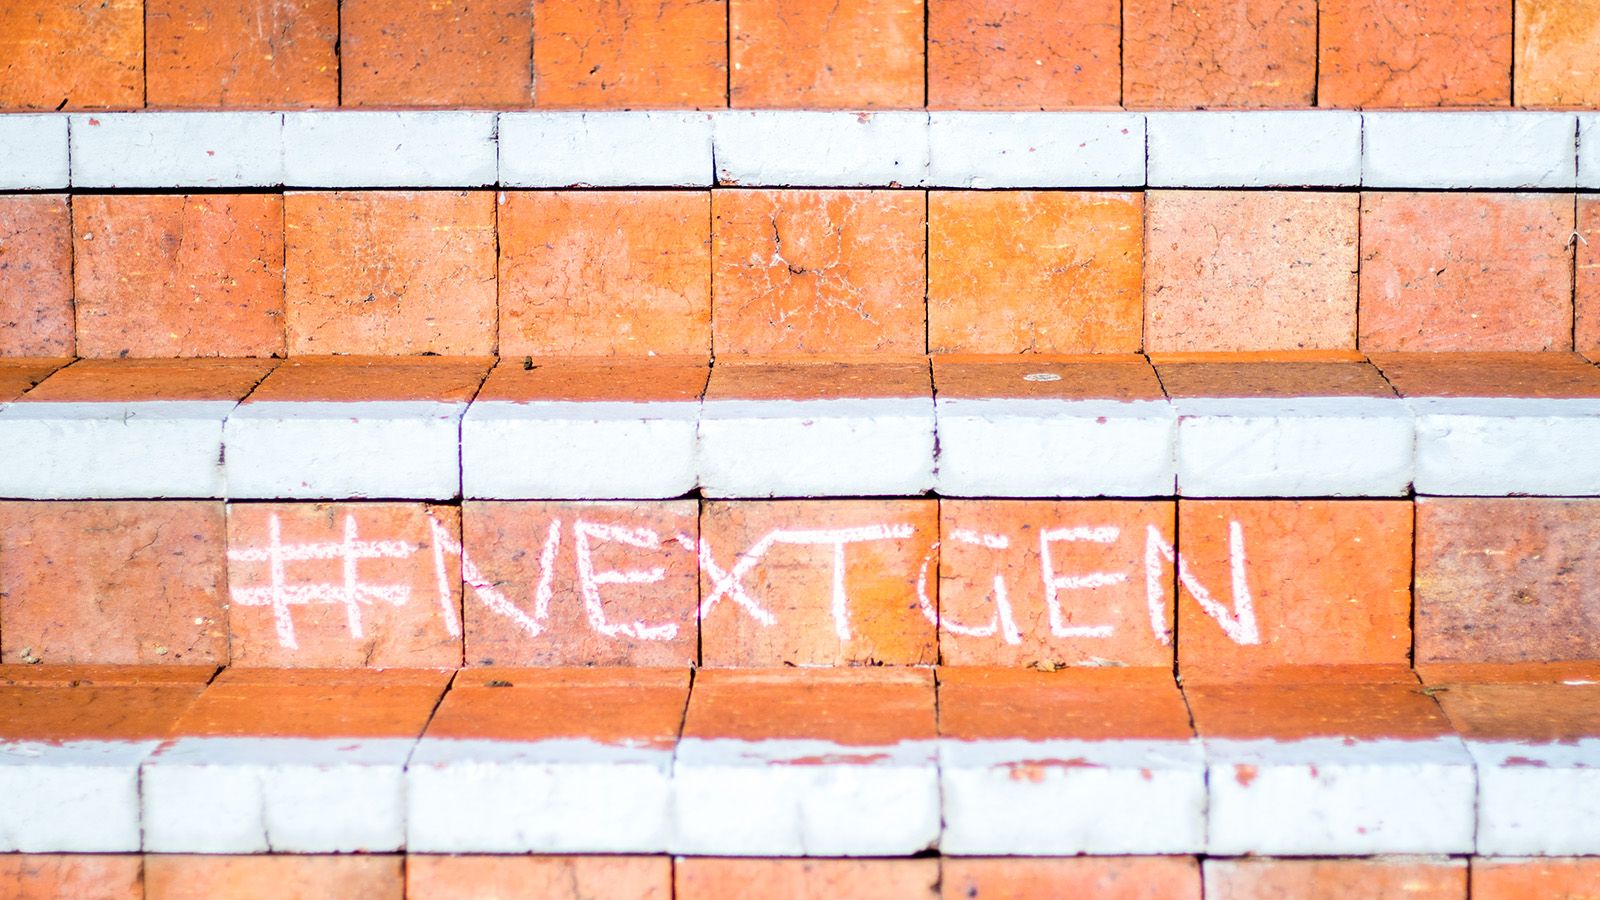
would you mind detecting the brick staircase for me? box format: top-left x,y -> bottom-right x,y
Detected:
4,3 -> 1600,898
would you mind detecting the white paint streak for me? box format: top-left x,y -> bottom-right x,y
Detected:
574,520 -> 678,641
1039,526 -> 1122,639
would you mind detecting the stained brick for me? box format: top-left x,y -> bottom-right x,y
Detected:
0,0 -> 143,110
1515,0 -> 1600,107
0,195 -> 73,357
927,0 -> 1120,109
1123,0 -> 1316,108
534,0 -> 727,108
1319,0 -> 1512,107
729,0 -> 925,108
342,0 -> 533,107
144,855 -> 403,900
147,0 -> 339,107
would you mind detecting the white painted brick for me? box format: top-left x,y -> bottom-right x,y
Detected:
70,112 -> 283,188
0,402 -> 232,499
1470,739 -> 1600,855
934,398 -> 1176,497
928,112 -> 1144,188
1580,113 -> 1600,189
671,738 -> 940,856
407,739 -> 674,853
714,110 -> 928,186
462,401 -> 698,500
697,398 -> 936,498
1174,397 -> 1414,497
224,401 -> 464,500
499,111 -> 713,187
1364,111 -> 1578,189
0,740 -> 153,852
1410,398 -> 1600,496
939,738 -> 1206,855
0,115 -> 69,189
1147,111 -> 1361,187
283,111 -> 497,188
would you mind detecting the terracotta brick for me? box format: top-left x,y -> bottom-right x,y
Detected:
1415,498 -> 1600,664
938,500 -> 1176,667
1577,198 -> 1600,352
1359,193 -> 1573,352
933,353 -> 1166,401
1370,351 -> 1600,398
74,195 -> 286,358
1424,676 -> 1600,745
1153,352 -> 1394,398
1319,0 -> 1512,107
938,666 -> 1194,740
284,192 -> 496,356
676,858 -> 939,900
942,857 -> 1201,900
0,0 -> 143,110
144,855 -> 403,900
173,666 -> 450,737
425,667 -> 688,745
1122,0 -> 1316,108
1205,858 -> 1467,899
927,0 -> 1120,109
729,0 -> 924,108
698,499 -> 939,666
712,190 -> 925,355
0,673 -> 208,741
146,0 -> 339,107
0,195 -> 73,357
1176,500 -> 1413,677
0,854 -> 142,900
243,355 -> 492,402
1516,0 -> 1600,106
1143,191 -> 1358,352
474,356 -> 710,403
1471,858 -> 1600,898
534,0 -> 727,108
225,502 -> 464,667
408,855 -> 672,900
20,358 -> 276,403
498,191 -> 711,357
0,501 -> 228,666
461,500 -> 699,666
928,191 -> 1142,354
341,0 -> 532,107
0,359 -> 68,404
1185,665 -> 1451,738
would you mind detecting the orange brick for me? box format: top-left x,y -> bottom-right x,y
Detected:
1370,351 -> 1600,398
929,191 -> 1142,354
225,503 -> 464,668
0,359 -> 70,404
425,668 -> 688,746
1516,0 -> 1600,106
0,195 -> 73,356
1177,500 -> 1413,677
0,854 -> 142,900
0,671 -> 208,743
1205,858 -> 1467,899
942,857 -> 1201,900
712,190 -> 925,355
927,0 -> 1120,109
144,855 -> 403,900
285,191 -> 496,356
498,191 -> 711,357
461,500 -> 699,667
341,0 -> 532,107
938,667 -> 1194,741
146,0 -> 339,107
0,0 -> 143,110
1577,198 -> 1600,352
173,667 -> 449,737
1359,193 -> 1573,352
699,499 -> 939,666
0,501 -> 227,666
1144,192 -> 1359,352
407,855 -> 671,900
938,500 -> 1176,667
729,0 -> 924,108
1319,0 -> 1512,107
1472,858 -> 1600,899
1122,0 -> 1316,108
74,194 -> 286,358
677,858 -> 938,900
533,0 -> 727,108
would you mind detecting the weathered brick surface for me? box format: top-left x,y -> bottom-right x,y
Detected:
1205,858 -> 1466,899
408,855 -> 672,900
677,858 -> 939,900
1319,0 -> 1513,107
0,195 -> 73,357
1515,0 -> 1600,107
942,857 -> 1200,899
146,0 -> 339,108
143,855 -> 403,900
1577,197 -> 1600,353
729,0 -> 925,108
1123,0 -> 1317,108
341,0 -> 533,107
0,855 -> 142,900
0,0 -> 143,110
927,0 -> 1120,109
534,0 -> 727,108
1471,859 -> 1600,899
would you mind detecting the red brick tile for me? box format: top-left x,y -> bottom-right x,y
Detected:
1122,0 -> 1316,108
927,0 -> 1120,109
1204,858 -> 1466,899
1185,666 -> 1451,739
1426,678 -> 1600,745
712,190 -> 925,356
1576,198 -> 1600,352
1369,351 -> 1600,398
284,192 -> 496,356
1471,858 -> 1600,899
1516,0 -> 1600,106
243,355 -> 491,402
703,355 -> 928,400
729,0 -> 924,108
144,855 -> 404,900
425,667 -> 688,745
676,858 -> 939,900
20,358 -> 276,403
928,191 -> 1142,354
1319,0 -> 1512,107
0,359 -> 68,403
938,500 -> 1176,667
1153,353 -> 1394,398
341,0 -> 532,107
498,191 -> 711,357
474,356 -> 709,402
698,499 -> 939,666
175,667 -> 450,738
225,502 -> 464,668
942,857 -> 1201,900
533,0 -> 727,108
146,0 -> 339,107
0,664 -> 217,687
0,854 -> 142,900
0,501 -> 228,666
0,675 -> 208,742
461,500 -> 699,667
1176,500 -> 1413,678
685,666 -> 935,742
1359,193 -> 1573,352
0,0 -> 143,110
407,855 -> 672,900
938,666 -> 1193,740
1143,192 -> 1359,352
933,353 -> 1165,401
0,195 -> 73,357
74,194 -> 286,358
